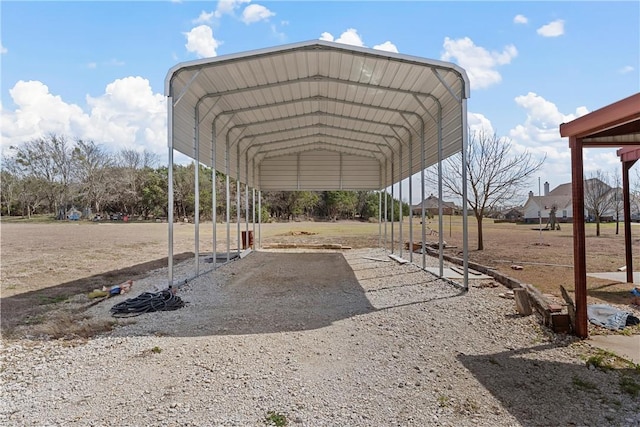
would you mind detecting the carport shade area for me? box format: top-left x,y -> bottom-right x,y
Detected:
559,92 -> 640,338
164,40 -> 470,289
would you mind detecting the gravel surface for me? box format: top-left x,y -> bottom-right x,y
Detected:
2,248 -> 639,426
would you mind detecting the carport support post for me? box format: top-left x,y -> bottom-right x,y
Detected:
461,98 -> 469,290
225,144 -> 231,262
378,190 -> 382,248
236,151 -> 241,258
258,190 -> 262,248
391,152 -> 395,253
245,155 -> 249,249
384,161 -> 388,249
212,124 -> 217,270
194,109 -> 200,275
570,137 -> 588,338
399,143 -> 403,258
437,105 -> 444,277
167,97 -> 174,287
420,121 -> 426,269
252,159 -> 257,249
408,135 -> 413,263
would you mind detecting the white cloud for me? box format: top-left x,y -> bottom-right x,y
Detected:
537,19 -> 565,37
508,92 -> 596,190
321,29 -> 399,54
193,10 -> 215,24
510,92 -> 586,144
319,32 -> 334,42
467,112 -> 495,136
215,0 -> 251,18
87,62 -> 97,69
1,81 -> 89,148
335,28 -> 365,47
513,14 -> 528,24
373,41 -> 398,53
184,25 -> 220,58
320,28 -> 365,47
0,42 -> 7,54
619,65 -> 634,74
441,37 -> 517,90
1,78 -> 167,158
105,58 -> 125,67
270,24 -> 286,42
241,4 -> 275,24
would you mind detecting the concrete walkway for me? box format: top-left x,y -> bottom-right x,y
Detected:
587,271 -> 640,284
587,334 -> 640,365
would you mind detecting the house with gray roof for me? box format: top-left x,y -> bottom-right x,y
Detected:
523,179 -> 625,224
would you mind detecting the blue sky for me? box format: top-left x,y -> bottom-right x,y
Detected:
1,1 -> 639,201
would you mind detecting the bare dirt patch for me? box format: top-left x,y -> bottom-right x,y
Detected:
1,218 -> 638,337
433,219 -> 637,306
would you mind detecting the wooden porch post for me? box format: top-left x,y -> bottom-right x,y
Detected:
622,159 -> 637,284
570,136 -> 588,338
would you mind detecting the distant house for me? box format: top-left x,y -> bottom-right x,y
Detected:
497,207 -> 524,221
523,179 -> 621,224
412,194 -> 460,216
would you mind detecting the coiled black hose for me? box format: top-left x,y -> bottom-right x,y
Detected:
110,290 -> 185,317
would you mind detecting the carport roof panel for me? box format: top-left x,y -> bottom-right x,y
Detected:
166,40 -> 469,189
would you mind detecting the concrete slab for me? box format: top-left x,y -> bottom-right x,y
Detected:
587,334 -> 640,365
425,267 -> 491,280
587,271 -> 640,284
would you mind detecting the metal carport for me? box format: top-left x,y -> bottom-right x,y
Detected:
164,40 -> 470,288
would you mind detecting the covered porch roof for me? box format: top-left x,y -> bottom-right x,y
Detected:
559,92 -> 640,338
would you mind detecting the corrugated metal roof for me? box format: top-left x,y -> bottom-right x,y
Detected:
166,40 -> 469,190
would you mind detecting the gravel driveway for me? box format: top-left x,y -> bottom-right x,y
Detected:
2,248 -> 639,426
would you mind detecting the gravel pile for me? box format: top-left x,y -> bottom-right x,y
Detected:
2,248 -> 639,426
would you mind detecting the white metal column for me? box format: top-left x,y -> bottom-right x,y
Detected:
398,143 -> 403,258
167,96 -> 174,287
194,107 -> 200,276
461,98 -> 470,290
212,124 -> 217,270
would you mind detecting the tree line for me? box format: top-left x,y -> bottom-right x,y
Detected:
1,134 -> 409,222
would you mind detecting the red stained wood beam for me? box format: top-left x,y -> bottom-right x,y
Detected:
570,137 -> 588,339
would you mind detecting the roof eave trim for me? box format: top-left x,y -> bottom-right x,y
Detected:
165,39 -> 471,99
559,92 -> 640,138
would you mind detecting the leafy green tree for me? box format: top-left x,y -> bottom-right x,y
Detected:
324,191 -> 357,220
140,167 -> 168,218
356,191 -> 380,220
293,191 -> 320,218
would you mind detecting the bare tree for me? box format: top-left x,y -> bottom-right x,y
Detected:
0,156 -> 20,216
633,168 -> 640,217
11,134 -> 74,218
115,149 -> 159,216
72,139 -> 113,214
427,129 -> 545,250
610,171 -> 623,235
584,171 -> 615,237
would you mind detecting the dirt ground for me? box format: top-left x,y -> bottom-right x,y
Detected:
0,218 -> 637,336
